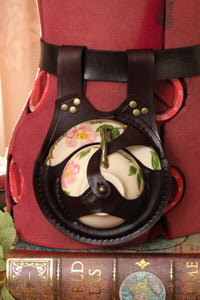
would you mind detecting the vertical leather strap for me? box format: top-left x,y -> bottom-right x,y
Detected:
127,49 -> 154,99
57,46 -> 85,98
127,49 -> 158,133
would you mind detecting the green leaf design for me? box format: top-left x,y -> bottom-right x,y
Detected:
137,172 -> 142,189
64,190 -> 71,196
139,169 -> 143,179
79,149 -> 91,159
110,128 -> 120,140
150,151 -> 161,170
1,282 -> 16,300
129,166 -> 137,176
96,124 -> 113,132
96,124 -> 120,141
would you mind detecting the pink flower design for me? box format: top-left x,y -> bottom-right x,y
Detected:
61,161 -> 80,190
65,124 -> 98,147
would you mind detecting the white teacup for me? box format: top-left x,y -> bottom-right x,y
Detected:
61,146 -> 145,228
46,119 -> 161,228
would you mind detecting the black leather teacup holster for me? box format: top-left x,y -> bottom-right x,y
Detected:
32,44 -> 173,246
33,44 -> 174,245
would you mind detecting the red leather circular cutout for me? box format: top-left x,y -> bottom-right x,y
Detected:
9,159 -> 24,203
163,167 -> 184,214
29,70 -> 50,112
155,79 -> 184,123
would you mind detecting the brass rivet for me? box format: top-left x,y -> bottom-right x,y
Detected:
141,107 -> 149,115
99,185 -> 106,194
73,98 -> 81,106
61,104 -> 68,111
69,106 -> 77,114
129,100 -> 137,108
133,109 -> 141,117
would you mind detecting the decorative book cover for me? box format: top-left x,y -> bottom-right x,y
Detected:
6,250 -> 200,299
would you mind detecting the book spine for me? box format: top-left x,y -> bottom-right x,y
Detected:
6,251 -> 200,299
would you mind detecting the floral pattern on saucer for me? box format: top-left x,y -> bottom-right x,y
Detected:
61,161 -> 80,195
45,119 -> 126,166
61,145 -> 144,200
65,123 -> 99,148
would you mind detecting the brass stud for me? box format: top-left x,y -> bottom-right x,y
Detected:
69,106 -> 77,114
129,100 -> 137,109
99,185 -> 106,194
141,107 -> 149,115
73,98 -> 81,106
61,104 -> 68,111
133,109 -> 141,117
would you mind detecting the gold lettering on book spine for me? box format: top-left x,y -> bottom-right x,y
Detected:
186,261 -> 199,295
71,261 -> 84,296
6,258 -> 53,300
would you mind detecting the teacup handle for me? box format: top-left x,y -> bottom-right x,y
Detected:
100,126 -> 110,169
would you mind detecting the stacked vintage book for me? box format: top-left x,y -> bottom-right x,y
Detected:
5,233 -> 200,299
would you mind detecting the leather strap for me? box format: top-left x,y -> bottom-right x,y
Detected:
127,49 -> 157,133
40,39 -> 200,82
127,49 -> 154,99
86,49 -> 160,202
57,46 -> 85,98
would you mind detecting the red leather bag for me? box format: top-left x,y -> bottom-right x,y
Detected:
6,0 -> 200,249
